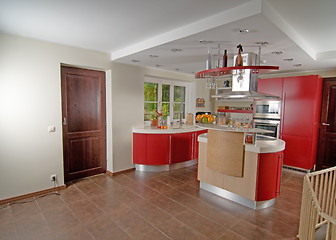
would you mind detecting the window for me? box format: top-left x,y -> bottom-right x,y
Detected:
144,82 -> 158,121
144,79 -> 189,123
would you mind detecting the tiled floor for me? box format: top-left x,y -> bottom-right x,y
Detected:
0,165 -> 304,240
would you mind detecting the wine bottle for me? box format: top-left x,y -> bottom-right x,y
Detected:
223,50 -> 228,67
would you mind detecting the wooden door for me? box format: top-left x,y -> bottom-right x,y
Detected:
61,66 -> 106,182
317,78 -> 336,170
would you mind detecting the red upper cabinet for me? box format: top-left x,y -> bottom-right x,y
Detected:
258,77 -> 283,98
282,75 -> 322,137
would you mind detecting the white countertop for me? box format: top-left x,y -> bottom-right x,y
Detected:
198,133 -> 285,154
195,123 -> 273,134
132,125 -> 204,134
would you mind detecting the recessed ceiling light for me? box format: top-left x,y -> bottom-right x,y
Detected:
255,41 -> 269,45
149,54 -> 159,58
131,59 -> 140,63
199,40 -> 208,44
272,51 -> 283,55
170,48 -> 182,52
155,64 -> 162,67
293,64 -> 302,67
283,58 -> 294,62
239,29 -> 249,34
175,68 -> 181,71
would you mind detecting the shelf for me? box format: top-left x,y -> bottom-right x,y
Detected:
218,109 -> 253,114
195,66 -> 279,79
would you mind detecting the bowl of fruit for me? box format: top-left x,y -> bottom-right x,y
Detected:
196,114 -> 215,124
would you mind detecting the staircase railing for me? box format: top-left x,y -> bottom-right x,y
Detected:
298,166 -> 336,239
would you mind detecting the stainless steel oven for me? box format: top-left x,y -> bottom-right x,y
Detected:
253,100 -> 281,119
253,118 -> 281,138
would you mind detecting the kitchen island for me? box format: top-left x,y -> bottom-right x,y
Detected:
132,125 -> 207,172
197,124 -> 285,209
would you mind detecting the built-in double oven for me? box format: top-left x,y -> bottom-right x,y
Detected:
253,100 -> 281,138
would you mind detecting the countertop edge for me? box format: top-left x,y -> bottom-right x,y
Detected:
198,133 -> 285,154
132,125 -> 205,134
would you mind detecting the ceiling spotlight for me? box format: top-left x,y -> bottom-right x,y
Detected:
255,41 -> 269,45
239,29 -> 249,34
283,58 -> 294,62
175,68 -> 181,71
272,51 -> 283,55
155,64 -> 162,67
149,54 -> 159,58
131,59 -> 140,63
293,64 -> 302,67
170,48 -> 182,52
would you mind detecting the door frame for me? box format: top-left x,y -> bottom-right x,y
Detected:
60,65 -> 107,182
316,77 -> 336,170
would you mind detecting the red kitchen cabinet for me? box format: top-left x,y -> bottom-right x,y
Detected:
258,75 -> 322,170
258,77 -> 283,98
171,132 -> 193,164
133,133 -> 170,165
256,151 -> 283,201
133,133 -> 147,164
193,130 -> 207,159
282,76 -> 322,137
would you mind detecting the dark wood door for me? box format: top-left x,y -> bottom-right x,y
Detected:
61,66 -> 106,182
317,78 -> 336,170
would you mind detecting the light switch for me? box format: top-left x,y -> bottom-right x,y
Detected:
48,126 -> 56,133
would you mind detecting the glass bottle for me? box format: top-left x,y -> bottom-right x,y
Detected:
223,50 -> 228,67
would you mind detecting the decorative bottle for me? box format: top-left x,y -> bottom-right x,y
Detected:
235,44 -> 243,66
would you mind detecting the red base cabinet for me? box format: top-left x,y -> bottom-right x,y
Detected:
133,130 -> 207,166
256,151 -> 283,201
258,75 -> 322,170
133,133 -> 170,165
171,132 -> 193,164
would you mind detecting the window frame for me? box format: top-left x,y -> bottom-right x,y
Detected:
144,77 -> 189,124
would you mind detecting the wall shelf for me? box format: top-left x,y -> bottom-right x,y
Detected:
218,109 -> 253,114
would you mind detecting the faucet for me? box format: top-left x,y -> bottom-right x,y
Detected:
179,112 -> 183,126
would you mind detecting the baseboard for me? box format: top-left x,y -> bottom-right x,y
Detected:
282,165 -> 309,174
106,168 -> 135,177
0,185 -> 66,205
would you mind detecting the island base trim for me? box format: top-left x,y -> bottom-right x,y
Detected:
135,159 -> 197,172
200,181 -> 275,210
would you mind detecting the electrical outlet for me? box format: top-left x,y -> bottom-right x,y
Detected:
50,174 -> 56,182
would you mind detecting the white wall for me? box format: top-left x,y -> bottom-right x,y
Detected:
0,33 -> 196,200
0,33 -> 111,200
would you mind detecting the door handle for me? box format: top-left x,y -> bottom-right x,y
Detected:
63,118 -> 67,126
322,123 -> 330,126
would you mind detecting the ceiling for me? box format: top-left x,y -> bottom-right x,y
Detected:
1,0 -> 335,76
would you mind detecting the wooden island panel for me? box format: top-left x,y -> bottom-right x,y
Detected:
206,129 -> 245,177
198,140 -> 258,201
